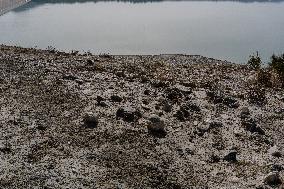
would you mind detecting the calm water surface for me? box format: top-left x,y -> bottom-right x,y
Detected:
0,0 -> 284,63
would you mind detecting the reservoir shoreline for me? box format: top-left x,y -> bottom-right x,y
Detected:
0,0 -> 30,16
0,45 -> 283,188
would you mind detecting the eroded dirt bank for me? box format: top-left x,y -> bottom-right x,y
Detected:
0,45 -> 284,189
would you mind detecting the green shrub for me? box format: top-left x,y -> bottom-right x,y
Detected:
270,54 -> 284,78
256,69 -> 272,88
247,52 -> 261,70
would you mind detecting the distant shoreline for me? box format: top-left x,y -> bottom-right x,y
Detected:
0,0 -> 30,16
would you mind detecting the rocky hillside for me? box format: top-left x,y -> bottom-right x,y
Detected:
0,45 -> 284,189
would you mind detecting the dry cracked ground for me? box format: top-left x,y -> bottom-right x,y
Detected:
0,45 -> 284,189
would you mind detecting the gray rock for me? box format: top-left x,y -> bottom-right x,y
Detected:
83,113 -> 99,128
75,79 -> 84,85
271,164 -> 283,172
97,96 -> 108,107
223,151 -> 237,162
174,106 -> 190,121
268,146 -> 282,158
164,85 -> 191,102
197,124 -> 210,133
240,107 -> 250,119
223,96 -> 239,108
111,95 -> 123,103
62,74 -> 78,81
147,115 -> 167,137
116,71 -> 126,78
144,89 -> 151,95
264,172 -> 282,186
97,96 -> 105,103
0,143 -> 11,154
242,118 -> 265,135
116,107 -> 142,122
99,101 -> 108,107
186,103 -> 201,112
256,184 -> 273,189
209,121 -> 223,129
210,154 -> 221,163
162,102 -> 172,113
86,59 -> 95,65
141,104 -> 150,111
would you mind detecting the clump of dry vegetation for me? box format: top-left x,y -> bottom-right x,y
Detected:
247,53 -> 284,88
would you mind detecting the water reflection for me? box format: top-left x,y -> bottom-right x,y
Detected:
1,0 -> 284,63
17,0 -> 284,9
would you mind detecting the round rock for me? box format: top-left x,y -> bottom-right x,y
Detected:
147,115 -> 167,137
83,113 -> 99,128
264,172 -> 282,186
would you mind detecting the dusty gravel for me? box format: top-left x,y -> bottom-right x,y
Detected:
0,45 -> 284,189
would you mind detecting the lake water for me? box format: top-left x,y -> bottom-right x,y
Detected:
0,0 -> 284,63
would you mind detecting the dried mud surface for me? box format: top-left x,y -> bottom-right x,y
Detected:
0,45 -> 284,189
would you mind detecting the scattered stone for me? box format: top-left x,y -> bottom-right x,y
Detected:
144,89 -> 151,95
98,101 -> 108,107
223,151 -> 237,162
147,115 -> 167,137
97,96 -> 105,103
97,96 -> 108,107
140,75 -> 148,83
83,113 -> 99,128
174,84 -> 192,96
223,96 -> 239,108
242,118 -> 265,135
275,108 -> 284,114
196,123 -> 210,137
264,172 -> 282,186
152,80 -> 168,88
116,71 -> 126,78
116,107 -> 142,122
186,103 -> 201,112
86,59 -> 95,65
174,106 -> 190,121
37,124 -> 47,131
272,164 -> 283,172
209,121 -> 223,129
206,90 -> 224,104
111,95 -> 123,103
75,79 -> 84,85
177,148 -> 184,156
233,128 -> 245,137
256,184 -> 273,189
240,107 -> 250,119
142,99 -> 149,105
0,144 -> 11,154
185,147 -> 195,155
180,81 -> 196,88
165,87 -> 184,102
154,104 -> 160,110
162,102 -> 172,113
268,146 -> 282,158
62,74 -> 78,81
141,104 -> 150,111
210,154 -> 221,163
